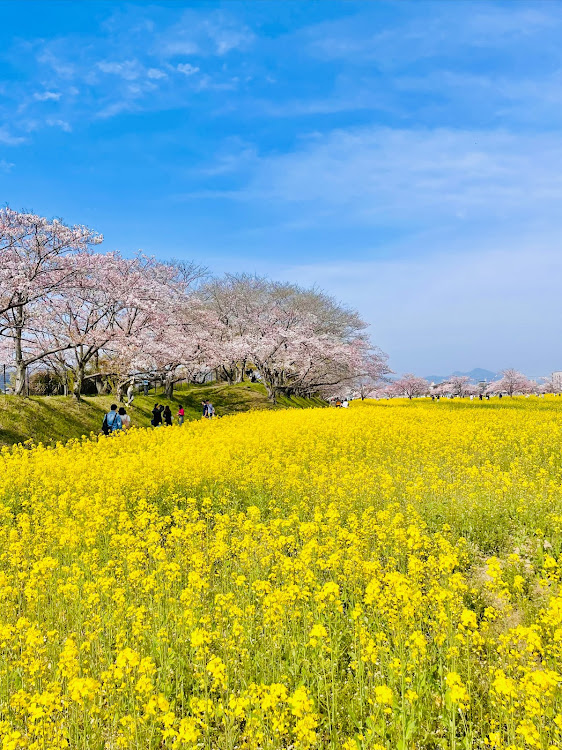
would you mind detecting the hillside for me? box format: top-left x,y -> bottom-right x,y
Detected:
0,382 -> 326,447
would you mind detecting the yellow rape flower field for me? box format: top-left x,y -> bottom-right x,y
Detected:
2,397 -> 562,750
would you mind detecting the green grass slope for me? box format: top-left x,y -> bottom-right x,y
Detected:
0,382 -> 326,447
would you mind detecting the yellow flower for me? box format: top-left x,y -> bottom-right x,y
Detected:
374,684 -> 394,706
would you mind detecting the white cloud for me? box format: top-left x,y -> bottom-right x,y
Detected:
97,60 -> 141,81
0,159 -> 14,172
147,68 -> 167,80
46,118 -> 71,132
177,63 -> 199,76
307,4 -> 559,67
162,40 -> 199,56
37,50 -> 75,78
33,91 -> 62,101
206,22 -> 254,55
0,127 -> 25,145
157,11 -> 253,57
95,100 -> 137,119
244,127 -> 562,231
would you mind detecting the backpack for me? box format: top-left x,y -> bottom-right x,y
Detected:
102,411 -> 117,435
101,414 -> 110,436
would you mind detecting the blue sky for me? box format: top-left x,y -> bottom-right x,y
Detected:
1,0 -> 562,376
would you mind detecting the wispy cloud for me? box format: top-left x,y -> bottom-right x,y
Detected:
147,68 -> 167,80
33,91 -> 62,102
155,10 -> 254,57
237,127 -> 562,233
46,118 -> 72,132
37,49 -> 76,78
306,4 -> 559,66
0,159 -> 14,172
177,63 -> 199,76
97,59 -> 142,80
0,127 -> 25,145
95,99 -> 139,119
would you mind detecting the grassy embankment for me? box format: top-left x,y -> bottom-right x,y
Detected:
0,381 -> 326,446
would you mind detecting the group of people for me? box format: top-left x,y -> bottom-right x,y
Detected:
151,403 -> 176,427
201,400 -> 216,418
334,398 -> 349,408
101,404 -> 132,434
103,398 -> 217,435
150,400 -> 215,426
431,393 -> 493,401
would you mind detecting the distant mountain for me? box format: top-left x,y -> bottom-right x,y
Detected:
424,368 -> 497,384
452,368 -> 497,382
424,375 -> 448,384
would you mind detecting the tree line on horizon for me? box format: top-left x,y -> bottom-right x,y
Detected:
0,208 -> 390,401
372,370 -> 561,400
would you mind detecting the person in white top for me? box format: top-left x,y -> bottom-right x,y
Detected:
118,407 -> 131,430
342,399 -> 349,408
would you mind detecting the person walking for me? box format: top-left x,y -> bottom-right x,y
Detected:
206,400 -> 215,418
102,404 -> 122,435
177,404 -> 185,426
126,382 -> 135,406
163,405 -> 172,426
201,400 -> 208,418
118,407 -> 131,430
151,404 -> 163,427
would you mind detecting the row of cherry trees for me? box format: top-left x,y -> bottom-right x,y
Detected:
369,369 -> 550,399
0,208 -> 390,401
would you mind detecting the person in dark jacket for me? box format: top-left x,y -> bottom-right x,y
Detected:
151,404 -> 163,427
163,405 -> 172,426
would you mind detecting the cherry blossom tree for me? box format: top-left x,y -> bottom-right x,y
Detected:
390,373 -> 430,399
42,253 -> 127,399
0,208 -> 389,403
123,299 -> 216,400
348,349 -> 392,399
0,208 -> 102,394
447,375 -> 471,398
489,368 -> 535,397
200,274 -> 264,384
41,253 -> 195,399
542,376 -> 561,395
102,258 -> 208,400
202,275 -> 379,403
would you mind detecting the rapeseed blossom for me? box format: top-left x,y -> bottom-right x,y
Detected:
0,397 -> 561,747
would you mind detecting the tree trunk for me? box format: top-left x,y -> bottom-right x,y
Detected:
14,360 -> 26,397
221,366 -> 235,385
13,305 -> 26,396
92,353 -> 103,395
236,360 -> 247,383
165,376 -> 174,399
73,362 -> 85,401
264,381 -> 277,404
